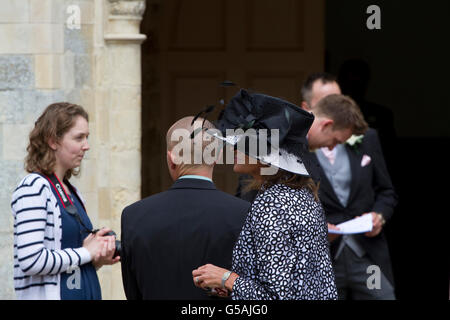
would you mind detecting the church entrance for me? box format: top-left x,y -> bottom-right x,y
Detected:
141,0 -> 325,196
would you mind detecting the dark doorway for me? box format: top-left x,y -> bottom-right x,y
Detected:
326,0 -> 449,299
141,0 -> 326,197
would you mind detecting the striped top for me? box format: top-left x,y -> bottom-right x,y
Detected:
11,173 -> 92,300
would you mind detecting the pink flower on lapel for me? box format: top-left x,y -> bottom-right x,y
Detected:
361,154 -> 371,167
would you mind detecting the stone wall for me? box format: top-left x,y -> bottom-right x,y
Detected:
0,0 -> 144,299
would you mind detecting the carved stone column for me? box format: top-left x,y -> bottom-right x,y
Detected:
105,0 -> 147,42
101,0 -> 146,299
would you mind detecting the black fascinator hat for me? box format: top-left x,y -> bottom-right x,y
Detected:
206,89 -> 321,182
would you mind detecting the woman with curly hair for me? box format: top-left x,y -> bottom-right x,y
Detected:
11,103 -> 119,300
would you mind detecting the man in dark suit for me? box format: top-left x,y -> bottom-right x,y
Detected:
121,116 -> 250,299
312,95 -> 398,299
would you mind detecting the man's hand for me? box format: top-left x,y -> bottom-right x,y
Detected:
364,212 -> 384,237
327,223 -> 341,242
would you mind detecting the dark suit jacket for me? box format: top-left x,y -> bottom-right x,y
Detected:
358,99 -> 398,178
121,178 -> 250,300
315,128 -> 398,284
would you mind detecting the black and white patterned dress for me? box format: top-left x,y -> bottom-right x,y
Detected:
231,183 -> 337,300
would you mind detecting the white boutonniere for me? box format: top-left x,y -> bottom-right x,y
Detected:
346,134 -> 364,151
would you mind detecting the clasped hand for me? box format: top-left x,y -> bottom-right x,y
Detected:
192,264 -> 230,298
83,228 -> 120,269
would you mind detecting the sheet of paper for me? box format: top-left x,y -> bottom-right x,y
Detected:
328,214 -> 373,235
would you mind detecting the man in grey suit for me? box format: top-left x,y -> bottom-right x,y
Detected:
302,74 -> 397,299
310,95 -> 397,300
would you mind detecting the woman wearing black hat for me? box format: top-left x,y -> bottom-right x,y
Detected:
192,89 -> 337,300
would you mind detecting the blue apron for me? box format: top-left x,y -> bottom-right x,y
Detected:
50,183 -> 102,300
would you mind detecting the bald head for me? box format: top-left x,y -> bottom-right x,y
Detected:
166,116 -> 215,151
166,116 -> 218,180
